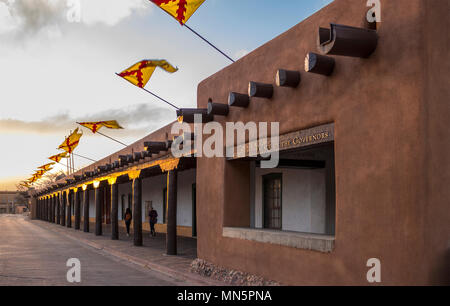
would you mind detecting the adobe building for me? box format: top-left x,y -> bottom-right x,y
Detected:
0,191 -> 27,214
31,0 -> 449,285
193,0 -> 449,285
31,123 -> 198,258
0,191 -> 18,214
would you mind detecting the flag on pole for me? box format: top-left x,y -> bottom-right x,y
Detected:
118,59 -> 178,88
49,152 -> 69,163
38,163 -> 55,171
34,170 -> 46,178
78,120 -> 124,134
58,128 -> 83,154
150,0 -> 205,25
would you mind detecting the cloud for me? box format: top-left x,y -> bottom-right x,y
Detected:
0,0 -> 151,37
0,103 -> 174,137
81,0 -> 150,26
0,0 -> 66,35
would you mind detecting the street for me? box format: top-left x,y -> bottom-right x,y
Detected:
0,214 -> 188,286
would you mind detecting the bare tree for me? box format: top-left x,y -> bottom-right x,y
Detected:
17,170 -> 67,193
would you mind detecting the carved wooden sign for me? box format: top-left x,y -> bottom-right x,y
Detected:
230,123 -> 334,159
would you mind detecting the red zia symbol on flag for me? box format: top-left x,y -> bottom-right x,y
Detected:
118,61 -> 149,88
152,0 -> 189,25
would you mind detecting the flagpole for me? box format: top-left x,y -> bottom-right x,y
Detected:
73,153 -> 97,163
98,131 -> 128,147
184,24 -> 235,63
115,73 -> 180,110
72,153 -> 75,175
76,123 -> 129,147
55,160 -> 76,172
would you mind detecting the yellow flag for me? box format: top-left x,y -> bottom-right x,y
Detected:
150,0 -> 205,25
34,170 -> 45,177
49,152 -> 69,163
58,128 -> 82,154
78,120 -> 124,134
38,163 -> 55,171
118,59 -> 178,88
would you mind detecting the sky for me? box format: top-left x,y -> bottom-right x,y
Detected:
0,0 -> 333,190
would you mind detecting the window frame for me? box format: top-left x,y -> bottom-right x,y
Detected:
262,173 -> 283,230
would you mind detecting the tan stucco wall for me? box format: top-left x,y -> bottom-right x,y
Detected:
196,0 -> 450,285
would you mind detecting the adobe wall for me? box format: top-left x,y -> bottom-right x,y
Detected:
196,0 -> 449,285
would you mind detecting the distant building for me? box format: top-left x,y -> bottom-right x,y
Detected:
0,191 -> 25,214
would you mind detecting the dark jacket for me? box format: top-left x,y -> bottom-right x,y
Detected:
124,209 -> 132,223
149,210 -> 158,223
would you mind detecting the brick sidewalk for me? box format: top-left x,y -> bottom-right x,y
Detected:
28,218 -> 224,286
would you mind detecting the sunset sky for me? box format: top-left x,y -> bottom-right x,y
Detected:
0,0 -> 332,190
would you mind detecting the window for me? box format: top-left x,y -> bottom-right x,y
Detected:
263,174 -> 282,230
252,142 -> 335,235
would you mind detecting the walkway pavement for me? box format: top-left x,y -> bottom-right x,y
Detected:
28,217 -> 224,286
0,214 -> 197,285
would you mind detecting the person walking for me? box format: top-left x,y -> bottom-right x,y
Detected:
149,206 -> 158,237
124,208 -> 132,237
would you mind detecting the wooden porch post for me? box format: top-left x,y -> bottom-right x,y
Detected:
83,187 -> 90,233
46,197 -> 50,221
166,169 -> 178,255
61,192 -> 66,226
49,196 -> 52,222
111,182 -> 119,240
51,195 -> 55,223
67,191 -> 72,228
95,186 -> 102,236
56,195 -> 60,225
74,189 -> 81,230
133,177 -> 143,246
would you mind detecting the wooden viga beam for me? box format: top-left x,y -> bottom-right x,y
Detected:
305,52 -> 335,76
276,69 -> 301,88
248,82 -> 273,99
144,141 -> 169,155
118,155 -> 130,167
317,23 -> 378,58
176,108 -> 213,124
228,92 -> 250,108
87,171 -> 95,177
133,152 -> 143,162
169,133 -> 194,152
207,101 -> 229,117
141,151 -> 151,159
97,165 -> 108,174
